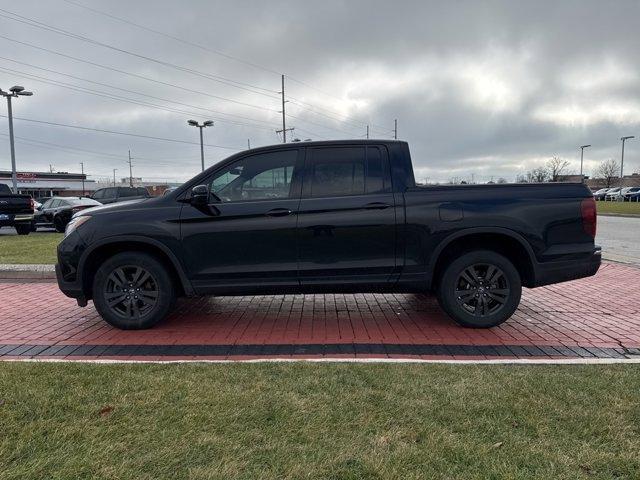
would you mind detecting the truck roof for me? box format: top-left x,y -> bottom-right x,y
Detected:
245,139 -> 408,153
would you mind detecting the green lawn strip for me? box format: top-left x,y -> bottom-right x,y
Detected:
0,232 -> 62,264
1,363 -> 639,479
596,201 -> 640,216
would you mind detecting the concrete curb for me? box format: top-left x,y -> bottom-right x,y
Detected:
598,212 -> 640,218
0,264 -> 56,280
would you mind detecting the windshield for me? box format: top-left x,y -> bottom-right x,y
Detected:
67,198 -> 101,206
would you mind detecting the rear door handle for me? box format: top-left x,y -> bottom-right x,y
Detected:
363,202 -> 392,210
265,208 -> 292,217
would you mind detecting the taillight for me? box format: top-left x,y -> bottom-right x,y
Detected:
581,197 -> 597,238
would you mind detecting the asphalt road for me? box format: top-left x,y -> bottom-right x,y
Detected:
597,215 -> 640,265
1,215 -> 638,266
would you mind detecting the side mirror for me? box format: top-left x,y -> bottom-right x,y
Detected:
190,184 -> 210,206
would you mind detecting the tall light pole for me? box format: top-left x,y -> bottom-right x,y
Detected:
0,86 -> 33,193
113,168 -> 117,187
188,120 -> 214,172
579,144 -> 591,182
620,136 -> 635,189
80,162 -> 85,196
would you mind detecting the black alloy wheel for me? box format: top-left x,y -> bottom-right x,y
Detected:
93,252 -> 176,329
103,265 -> 159,320
454,263 -> 510,317
437,250 -> 522,328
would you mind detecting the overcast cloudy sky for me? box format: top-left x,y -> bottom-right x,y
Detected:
1,0 -> 639,184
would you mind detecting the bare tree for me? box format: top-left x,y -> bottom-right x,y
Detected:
547,156 -> 571,182
595,158 -> 620,188
497,177 -> 507,184
528,166 -> 550,183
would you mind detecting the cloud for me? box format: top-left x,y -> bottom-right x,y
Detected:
0,0 -> 639,184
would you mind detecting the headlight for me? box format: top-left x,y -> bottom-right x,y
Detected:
65,215 -> 92,237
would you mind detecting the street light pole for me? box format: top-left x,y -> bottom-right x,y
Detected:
1,85 -> 33,194
188,120 -> 214,172
579,144 -> 591,182
620,136 -> 635,189
80,162 -> 85,196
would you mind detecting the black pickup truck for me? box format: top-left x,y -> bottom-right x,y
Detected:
0,183 -> 34,235
56,140 -> 600,329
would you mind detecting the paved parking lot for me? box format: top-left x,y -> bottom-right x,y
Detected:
1,261 -> 639,361
597,215 -> 640,265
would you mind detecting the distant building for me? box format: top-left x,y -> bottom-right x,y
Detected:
0,170 -> 96,198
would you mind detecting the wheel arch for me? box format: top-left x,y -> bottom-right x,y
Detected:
78,236 -> 194,300
429,228 -> 536,288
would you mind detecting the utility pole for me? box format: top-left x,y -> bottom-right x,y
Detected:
276,75 -> 294,142
579,144 -> 591,182
281,74 -> 286,143
128,150 -> 133,187
247,139 -> 251,149
393,119 -> 398,140
620,136 -> 635,190
1,85 -> 33,193
366,125 -> 369,139
113,168 -> 117,187
80,162 -> 85,196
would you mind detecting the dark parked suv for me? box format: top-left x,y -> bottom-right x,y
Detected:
91,186 -> 150,204
57,140 -> 600,330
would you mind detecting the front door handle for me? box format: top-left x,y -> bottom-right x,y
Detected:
363,202 -> 392,210
265,208 -> 292,217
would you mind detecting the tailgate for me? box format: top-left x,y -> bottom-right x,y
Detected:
0,195 -> 32,214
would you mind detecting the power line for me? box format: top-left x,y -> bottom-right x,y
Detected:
60,0 -> 283,77
0,34 -> 280,114
0,64 -> 279,131
0,8 -> 280,99
0,114 -> 241,150
60,0 -> 387,124
53,1 -> 392,132
0,132 -> 206,166
0,56 -> 280,129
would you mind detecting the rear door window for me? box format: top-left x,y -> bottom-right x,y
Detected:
307,146 -> 390,198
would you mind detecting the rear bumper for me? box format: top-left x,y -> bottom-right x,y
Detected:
532,247 -> 601,287
0,213 -> 33,227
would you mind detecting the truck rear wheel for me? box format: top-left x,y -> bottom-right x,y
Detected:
15,224 -> 31,235
93,252 -> 176,330
437,250 -> 521,328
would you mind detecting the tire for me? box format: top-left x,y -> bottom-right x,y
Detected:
53,215 -> 66,233
93,252 -> 176,329
15,224 -> 31,235
437,250 -> 521,328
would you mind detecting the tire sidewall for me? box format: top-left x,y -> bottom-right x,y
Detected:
93,252 -> 175,329
53,216 -> 66,233
438,250 -> 522,328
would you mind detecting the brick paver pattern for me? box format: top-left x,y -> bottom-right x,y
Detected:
1,262 -> 639,360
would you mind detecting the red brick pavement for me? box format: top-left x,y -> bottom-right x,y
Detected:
1,261 -> 639,360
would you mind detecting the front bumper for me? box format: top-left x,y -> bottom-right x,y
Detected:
533,247 -> 601,287
55,230 -> 88,304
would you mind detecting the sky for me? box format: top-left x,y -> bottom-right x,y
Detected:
0,0 -> 639,184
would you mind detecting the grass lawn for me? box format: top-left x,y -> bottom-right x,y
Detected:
0,231 -> 62,264
1,363 -> 639,479
596,200 -> 640,216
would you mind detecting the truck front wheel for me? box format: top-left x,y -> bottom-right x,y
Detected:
437,250 -> 521,328
92,252 -> 176,330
